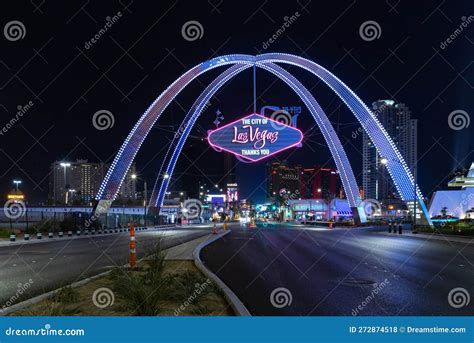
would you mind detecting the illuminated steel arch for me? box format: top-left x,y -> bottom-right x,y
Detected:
149,64 -> 252,208
149,62 -> 364,222
95,53 -> 431,225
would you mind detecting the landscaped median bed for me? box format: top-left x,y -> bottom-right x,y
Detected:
9,246 -> 233,316
417,220 -> 474,236
0,227 -> 11,240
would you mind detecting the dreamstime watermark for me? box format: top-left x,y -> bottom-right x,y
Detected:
270,287 -> 293,308
270,109 -> 292,131
174,122 -> 188,139
174,101 -> 212,139
3,200 -> 26,220
181,20 -> 204,41
1,279 -> 34,312
351,103 -> 389,139
359,20 -> 381,41
84,205 -> 107,228
92,287 -> 115,309
360,198 -> 381,217
4,20 -> 26,41
447,109 -> 470,131
448,287 -> 470,308
446,192 -> 474,218
174,279 -> 212,315
182,198 -> 203,220
262,12 -> 301,50
0,101 -> 34,136
84,12 -> 123,50
440,16 -> 474,50
351,278 -> 390,315
278,188 -> 300,208
5,323 -> 85,337
92,109 -> 115,130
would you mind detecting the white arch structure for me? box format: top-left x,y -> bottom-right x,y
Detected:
94,53 -> 432,226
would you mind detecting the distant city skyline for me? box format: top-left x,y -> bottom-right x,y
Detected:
48,160 -> 137,205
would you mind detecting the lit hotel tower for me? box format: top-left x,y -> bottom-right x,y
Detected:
362,100 -> 417,206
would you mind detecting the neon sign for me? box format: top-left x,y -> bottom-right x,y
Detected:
7,194 -> 24,201
207,113 -> 303,162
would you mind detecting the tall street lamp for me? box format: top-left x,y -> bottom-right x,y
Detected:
13,180 -> 22,192
131,173 -> 148,226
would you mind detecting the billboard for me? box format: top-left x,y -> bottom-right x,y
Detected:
226,183 -> 238,202
207,113 -> 303,162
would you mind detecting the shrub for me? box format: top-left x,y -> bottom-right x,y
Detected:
31,220 -> 53,233
53,286 -> 79,303
110,245 -> 168,315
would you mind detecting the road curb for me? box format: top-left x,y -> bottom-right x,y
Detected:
193,230 -> 251,316
376,231 -> 474,244
0,245 -> 165,316
0,269 -> 113,316
0,225 -> 176,247
0,227 -> 211,316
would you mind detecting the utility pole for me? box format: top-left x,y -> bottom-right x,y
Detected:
144,180 -> 147,227
413,162 -> 418,233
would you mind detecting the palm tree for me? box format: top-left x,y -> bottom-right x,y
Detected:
440,207 -> 448,218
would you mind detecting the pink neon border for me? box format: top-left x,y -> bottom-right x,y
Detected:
207,113 -> 304,162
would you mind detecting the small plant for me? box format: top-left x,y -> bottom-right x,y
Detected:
31,220 -> 53,233
19,302 -> 79,316
53,286 -> 79,304
189,303 -> 212,315
0,228 -> 11,239
111,244 -> 168,315
165,271 -> 215,302
59,217 -> 77,231
110,242 -> 219,315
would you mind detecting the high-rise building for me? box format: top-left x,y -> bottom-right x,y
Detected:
362,100 -> 417,204
49,160 -> 136,205
300,167 -> 340,200
117,163 -> 138,202
267,162 -> 301,199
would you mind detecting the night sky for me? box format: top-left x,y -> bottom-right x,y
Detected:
0,0 -> 472,204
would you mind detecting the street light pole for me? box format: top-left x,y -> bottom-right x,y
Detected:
144,180 -> 147,226
413,162 -> 418,233
13,180 -> 21,192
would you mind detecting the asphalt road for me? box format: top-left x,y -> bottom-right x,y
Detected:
0,226 -> 212,305
200,223 -> 474,316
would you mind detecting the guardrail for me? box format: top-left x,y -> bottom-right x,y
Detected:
2,224 -> 176,244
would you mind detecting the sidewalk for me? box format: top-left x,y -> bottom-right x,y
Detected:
377,231 -> 474,244
163,230 -> 225,260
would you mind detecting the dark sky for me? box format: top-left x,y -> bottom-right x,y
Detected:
0,0 -> 472,204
